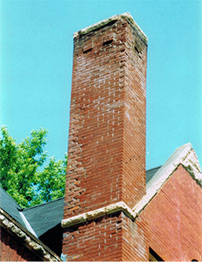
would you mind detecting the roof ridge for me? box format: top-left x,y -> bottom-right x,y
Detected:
23,196 -> 64,211
146,165 -> 162,172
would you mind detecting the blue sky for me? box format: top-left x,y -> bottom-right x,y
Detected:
1,0 -> 201,170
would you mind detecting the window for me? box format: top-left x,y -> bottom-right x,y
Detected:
149,247 -> 164,261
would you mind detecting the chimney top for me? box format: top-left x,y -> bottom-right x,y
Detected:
73,12 -> 148,45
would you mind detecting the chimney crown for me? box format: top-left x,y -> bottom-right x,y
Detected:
73,12 -> 148,45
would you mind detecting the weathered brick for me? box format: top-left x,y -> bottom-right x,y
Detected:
63,13 -> 147,261
63,13 -> 201,262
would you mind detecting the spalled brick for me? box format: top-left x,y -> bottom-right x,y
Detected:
63,13 -> 147,261
64,13 -> 147,218
62,13 -> 202,262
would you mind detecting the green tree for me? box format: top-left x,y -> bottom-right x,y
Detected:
0,126 -> 67,208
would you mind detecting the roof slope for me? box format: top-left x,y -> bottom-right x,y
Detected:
146,166 -> 161,183
23,197 -> 64,237
0,187 -> 25,227
0,187 -> 64,238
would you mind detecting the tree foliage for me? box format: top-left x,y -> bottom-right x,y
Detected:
0,126 -> 67,208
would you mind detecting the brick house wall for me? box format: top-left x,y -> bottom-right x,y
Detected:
140,165 -> 202,261
0,227 -> 40,261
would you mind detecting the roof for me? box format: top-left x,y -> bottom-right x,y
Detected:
2,143 -> 201,236
0,208 -> 61,261
0,187 -> 25,227
146,166 -> 161,184
0,188 -> 64,238
0,189 -> 63,260
23,197 -> 64,237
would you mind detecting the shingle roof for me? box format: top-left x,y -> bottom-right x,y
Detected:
0,187 -> 64,237
146,166 -> 161,184
23,197 -> 64,237
0,187 -> 25,227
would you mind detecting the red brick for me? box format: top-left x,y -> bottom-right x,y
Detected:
63,14 -> 147,260
0,227 -> 40,261
140,165 -> 202,261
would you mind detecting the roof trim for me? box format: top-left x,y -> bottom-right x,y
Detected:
19,211 -> 38,238
0,208 -> 60,261
62,143 -> 201,227
22,197 -> 64,237
22,196 -> 64,211
133,143 -> 202,215
62,201 -> 137,228
73,12 -> 148,44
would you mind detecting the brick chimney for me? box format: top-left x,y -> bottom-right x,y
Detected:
62,13 -> 148,261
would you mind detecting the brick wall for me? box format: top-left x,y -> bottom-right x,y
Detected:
63,212 -> 149,261
122,213 -> 149,261
123,17 -> 147,206
0,227 -> 40,261
64,14 -> 147,218
63,14 -> 147,260
63,212 -> 123,261
140,165 -> 202,261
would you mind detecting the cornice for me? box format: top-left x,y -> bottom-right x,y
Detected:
0,208 -> 60,261
62,201 -> 137,228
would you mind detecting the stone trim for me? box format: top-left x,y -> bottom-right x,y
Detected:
62,144 -> 201,228
133,143 -> 202,215
0,208 -> 60,261
73,12 -> 148,45
61,201 -> 137,228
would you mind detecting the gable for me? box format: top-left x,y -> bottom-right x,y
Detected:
140,165 -> 202,261
133,143 -> 201,216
